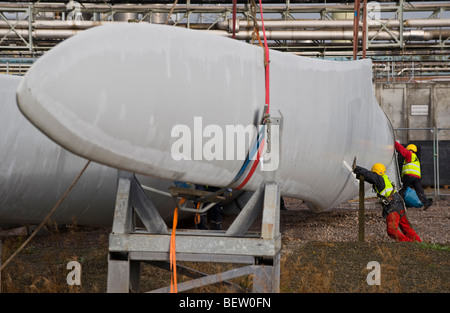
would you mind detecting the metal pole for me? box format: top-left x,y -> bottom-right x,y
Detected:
399,0 -> 404,50
362,0 -> 367,59
353,0 -> 361,60
359,176 -> 365,242
28,5 -> 33,52
232,0 -> 236,39
436,128 -> 450,197
434,126 -> 438,197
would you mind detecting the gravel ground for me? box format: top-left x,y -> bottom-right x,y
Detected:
279,196 -> 449,244
276,196 -> 449,293
0,196 -> 449,293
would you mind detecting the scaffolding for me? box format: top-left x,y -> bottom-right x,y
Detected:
0,0 -> 449,76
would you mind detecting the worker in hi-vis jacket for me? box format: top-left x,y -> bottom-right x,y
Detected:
395,141 -> 432,210
353,163 -> 422,242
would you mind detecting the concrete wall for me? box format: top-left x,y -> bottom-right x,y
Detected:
375,82 -> 450,188
374,82 -> 450,142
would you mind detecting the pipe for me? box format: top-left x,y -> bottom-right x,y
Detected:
2,2 -> 450,13
405,18 -> 450,28
0,20 -> 448,42
0,28 -> 82,39
397,67 -> 450,75
217,19 -> 450,30
210,29 -> 450,41
1,16 -> 450,30
1,27 -> 447,42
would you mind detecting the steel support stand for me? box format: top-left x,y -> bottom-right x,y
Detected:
106,173 -> 281,293
107,117 -> 283,293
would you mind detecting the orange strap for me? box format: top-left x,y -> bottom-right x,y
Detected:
194,202 -> 201,225
170,197 -> 185,293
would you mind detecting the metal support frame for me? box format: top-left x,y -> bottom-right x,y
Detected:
106,174 -> 282,293
107,117 -> 283,293
367,0 -> 403,49
0,6 -> 33,51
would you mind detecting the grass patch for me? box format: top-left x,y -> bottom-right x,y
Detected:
417,242 -> 450,252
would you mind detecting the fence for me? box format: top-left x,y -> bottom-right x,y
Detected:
394,127 -> 450,197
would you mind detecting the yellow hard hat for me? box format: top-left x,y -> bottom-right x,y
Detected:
371,163 -> 386,176
406,144 -> 417,153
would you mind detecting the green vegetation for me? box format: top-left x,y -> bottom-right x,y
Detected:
417,242 -> 450,252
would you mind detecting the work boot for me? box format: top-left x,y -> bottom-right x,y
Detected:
210,221 -> 222,231
423,198 -> 433,211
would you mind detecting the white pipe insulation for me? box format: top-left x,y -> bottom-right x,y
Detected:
0,74 -> 186,228
16,24 -> 398,213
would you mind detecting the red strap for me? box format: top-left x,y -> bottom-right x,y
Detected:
258,0 -> 270,115
235,1 -> 270,190
236,1 -> 270,190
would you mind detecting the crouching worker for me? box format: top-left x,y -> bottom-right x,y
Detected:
353,163 -> 421,242
395,142 -> 432,210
